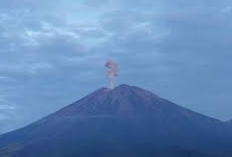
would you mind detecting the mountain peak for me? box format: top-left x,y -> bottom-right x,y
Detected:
107,84 -> 137,92
109,84 -> 158,97
46,84 -> 222,127
1,85 -> 231,157
92,84 -> 136,94
48,84 -> 166,117
114,84 -> 131,89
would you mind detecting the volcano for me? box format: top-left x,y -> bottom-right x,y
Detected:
0,84 -> 231,157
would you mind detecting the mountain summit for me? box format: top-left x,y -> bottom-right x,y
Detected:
0,84 -> 231,157
51,84 -> 174,116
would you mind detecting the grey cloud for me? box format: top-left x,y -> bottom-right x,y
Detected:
0,102 -> 16,134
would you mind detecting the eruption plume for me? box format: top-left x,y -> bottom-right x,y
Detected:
105,59 -> 118,89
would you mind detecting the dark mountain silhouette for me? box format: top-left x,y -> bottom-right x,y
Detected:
0,84 -> 231,157
226,120 -> 232,131
226,120 -> 232,125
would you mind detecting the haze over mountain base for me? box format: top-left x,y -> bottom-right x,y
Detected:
0,85 -> 231,157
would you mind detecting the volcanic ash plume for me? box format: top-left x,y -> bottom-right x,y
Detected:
105,59 -> 118,89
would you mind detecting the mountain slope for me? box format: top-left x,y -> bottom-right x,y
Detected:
0,84 -> 231,157
226,120 -> 232,125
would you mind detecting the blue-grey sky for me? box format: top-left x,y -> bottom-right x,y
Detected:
0,0 -> 232,134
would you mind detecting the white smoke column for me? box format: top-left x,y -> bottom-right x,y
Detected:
105,59 -> 118,89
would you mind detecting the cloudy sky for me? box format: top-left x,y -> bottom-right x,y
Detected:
0,0 -> 232,134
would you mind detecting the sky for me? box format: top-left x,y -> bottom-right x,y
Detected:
0,0 -> 232,134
